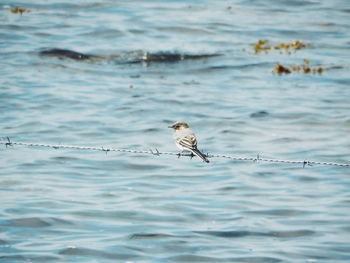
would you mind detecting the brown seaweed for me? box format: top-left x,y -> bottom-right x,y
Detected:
253,40 -> 307,54
10,7 -> 31,15
273,60 -> 324,75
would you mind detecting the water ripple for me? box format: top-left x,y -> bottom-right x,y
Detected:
1,0 -> 350,262
58,247 -> 138,260
194,230 -> 315,239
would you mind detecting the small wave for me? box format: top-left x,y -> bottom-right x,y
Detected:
244,209 -> 309,216
0,255 -> 60,262
194,230 -> 264,238
59,247 -> 138,260
38,48 -> 221,64
39,48 -> 94,60
167,254 -> 220,262
190,62 -> 270,73
2,217 -> 74,228
51,156 -> 80,162
269,230 -> 315,238
0,239 -> 9,245
194,229 -> 315,239
250,111 -> 270,118
120,163 -> 167,170
130,233 -> 173,239
168,255 -> 284,262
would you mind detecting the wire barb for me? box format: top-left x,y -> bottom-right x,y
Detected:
101,146 -> 110,155
5,137 -> 12,148
150,148 -> 160,156
254,153 -> 261,162
1,138 -> 349,168
303,160 -> 312,168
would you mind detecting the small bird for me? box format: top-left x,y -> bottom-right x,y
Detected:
168,121 -> 210,163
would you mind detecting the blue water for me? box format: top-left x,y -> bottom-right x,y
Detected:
1,1 -> 350,262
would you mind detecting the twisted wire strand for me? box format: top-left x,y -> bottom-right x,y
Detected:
1,138 -> 349,167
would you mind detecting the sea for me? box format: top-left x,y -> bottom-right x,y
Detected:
1,0 -> 350,262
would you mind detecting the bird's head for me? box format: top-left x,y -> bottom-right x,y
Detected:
168,121 -> 189,130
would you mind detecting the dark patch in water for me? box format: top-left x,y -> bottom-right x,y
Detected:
121,163 -> 166,170
191,62 -> 270,73
297,175 -> 320,182
218,186 -> 237,191
194,230 -> 264,238
59,247 -> 138,260
39,48 -> 221,64
244,209 -> 308,216
254,171 -> 276,177
194,229 -> 315,239
233,257 -> 284,263
3,217 -> 51,228
167,255 -> 219,262
0,239 -> 9,245
169,255 -> 284,263
0,255 -> 27,262
3,217 -> 74,228
133,52 -> 221,64
52,156 -> 80,162
130,233 -> 172,239
40,48 -> 94,60
129,74 -> 141,78
142,128 -> 161,133
250,111 -> 269,118
269,230 -> 315,238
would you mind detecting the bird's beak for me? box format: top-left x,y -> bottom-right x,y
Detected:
168,125 -> 173,128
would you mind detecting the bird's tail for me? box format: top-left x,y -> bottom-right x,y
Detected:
190,148 -> 210,163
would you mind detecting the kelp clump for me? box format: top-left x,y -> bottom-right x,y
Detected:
10,7 -> 31,15
253,40 -> 307,54
273,64 -> 291,74
273,59 -> 324,75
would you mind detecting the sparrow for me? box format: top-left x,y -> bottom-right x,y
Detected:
168,121 -> 210,163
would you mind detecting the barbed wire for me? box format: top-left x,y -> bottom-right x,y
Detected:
1,137 -> 349,168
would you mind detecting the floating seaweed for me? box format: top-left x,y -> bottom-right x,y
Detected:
273,64 -> 291,74
253,40 -> 270,54
253,40 -> 307,54
274,40 -> 306,51
10,7 -> 31,15
273,60 -> 324,75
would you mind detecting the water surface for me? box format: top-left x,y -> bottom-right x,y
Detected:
1,1 -> 350,262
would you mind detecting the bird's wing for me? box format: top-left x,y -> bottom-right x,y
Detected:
177,134 -> 197,150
